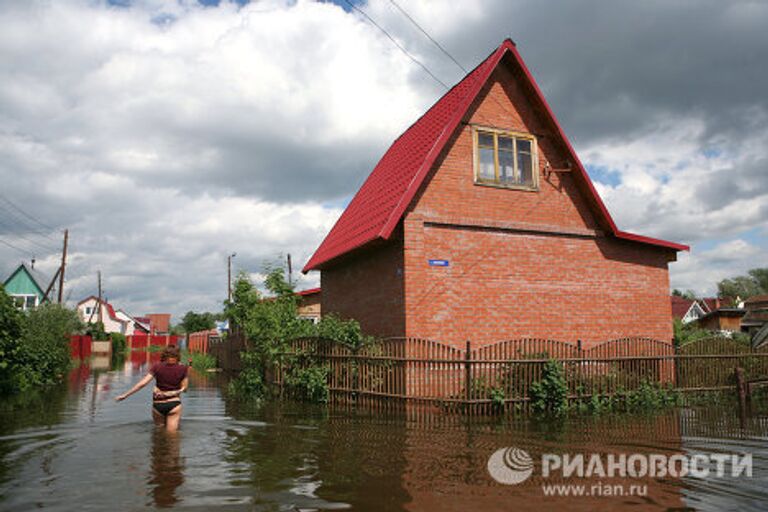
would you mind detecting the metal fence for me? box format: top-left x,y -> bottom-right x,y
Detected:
271,336 -> 768,413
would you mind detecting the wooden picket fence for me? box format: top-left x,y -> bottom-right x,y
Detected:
271,336 -> 768,413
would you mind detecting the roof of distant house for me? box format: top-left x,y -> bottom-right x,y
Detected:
297,288 -> 321,297
671,296 -> 697,319
116,309 -> 151,331
77,295 -> 124,323
699,297 -> 721,313
303,39 -> 688,272
745,295 -> 768,305
3,263 -> 50,296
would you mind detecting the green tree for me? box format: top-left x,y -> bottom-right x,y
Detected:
672,289 -> 697,300
717,267 -> 768,303
180,311 -> 217,334
226,264 -> 370,401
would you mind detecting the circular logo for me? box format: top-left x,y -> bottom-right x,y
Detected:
487,447 -> 534,485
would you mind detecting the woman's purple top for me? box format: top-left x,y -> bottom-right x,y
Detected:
150,362 -> 188,391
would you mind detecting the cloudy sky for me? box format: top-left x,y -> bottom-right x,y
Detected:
1,0 -> 766,321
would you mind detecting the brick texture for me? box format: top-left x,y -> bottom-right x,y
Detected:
321,239 -> 405,338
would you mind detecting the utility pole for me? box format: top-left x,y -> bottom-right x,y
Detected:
58,229 -> 68,304
287,253 -> 292,286
97,270 -> 103,325
227,253 -> 236,302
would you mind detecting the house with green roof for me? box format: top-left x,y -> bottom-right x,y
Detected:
2,262 -> 51,311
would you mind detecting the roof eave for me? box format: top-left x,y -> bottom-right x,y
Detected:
615,230 -> 690,251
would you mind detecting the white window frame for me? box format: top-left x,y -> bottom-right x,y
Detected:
12,294 -> 39,311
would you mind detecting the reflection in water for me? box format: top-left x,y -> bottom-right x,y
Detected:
149,430 -> 185,508
0,358 -> 768,511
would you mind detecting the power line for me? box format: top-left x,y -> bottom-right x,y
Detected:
388,0 -> 468,73
0,216 -> 57,253
341,0 -> 450,90
385,1 -> 525,134
0,194 -> 56,234
0,196 -> 56,242
0,237 -> 33,257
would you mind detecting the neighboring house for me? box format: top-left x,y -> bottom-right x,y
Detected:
146,313 -> 171,335
115,309 -> 150,336
303,39 -> 688,348
695,308 -> 746,334
742,295 -> 768,336
2,262 -> 51,311
297,288 -> 321,324
671,296 -> 707,324
77,296 -> 128,334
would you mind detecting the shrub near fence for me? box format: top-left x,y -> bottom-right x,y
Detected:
272,335 -> 768,413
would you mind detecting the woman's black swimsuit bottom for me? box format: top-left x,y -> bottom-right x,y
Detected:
152,401 -> 181,416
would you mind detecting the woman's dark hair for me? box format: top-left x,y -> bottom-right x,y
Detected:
160,345 -> 181,362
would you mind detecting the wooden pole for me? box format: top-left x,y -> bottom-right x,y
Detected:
464,340 -> 471,402
41,267 -> 61,303
57,229 -> 68,304
97,270 -> 102,326
227,253 -> 235,302
287,253 -> 292,286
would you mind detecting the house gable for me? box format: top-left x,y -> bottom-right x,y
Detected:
3,264 -> 45,299
304,39 -> 687,273
408,55 -> 602,236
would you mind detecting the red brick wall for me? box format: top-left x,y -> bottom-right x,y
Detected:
321,240 -> 405,338
404,222 -> 673,348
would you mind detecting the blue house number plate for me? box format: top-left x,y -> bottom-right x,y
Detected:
428,259 -> 450,267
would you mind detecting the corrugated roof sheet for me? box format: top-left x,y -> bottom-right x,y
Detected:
304,39 -> 687,272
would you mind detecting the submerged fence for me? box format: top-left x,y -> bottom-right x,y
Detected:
271,336 -> 768,412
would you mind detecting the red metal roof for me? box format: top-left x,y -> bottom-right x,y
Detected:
296,287 -> 321,297
303,39 -> 688,272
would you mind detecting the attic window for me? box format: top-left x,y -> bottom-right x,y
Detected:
473,127 -> 538,189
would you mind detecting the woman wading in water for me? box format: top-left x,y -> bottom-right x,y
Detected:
116,345 -> 189,432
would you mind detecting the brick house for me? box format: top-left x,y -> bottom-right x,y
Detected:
303,39 -> 688,349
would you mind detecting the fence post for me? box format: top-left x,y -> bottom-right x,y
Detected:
735,366 -> 748,413
465,340 -> 472,402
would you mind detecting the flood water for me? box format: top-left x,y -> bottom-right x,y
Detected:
1,354 -> 767,511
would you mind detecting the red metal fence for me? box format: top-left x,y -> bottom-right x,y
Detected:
127,334 -> 181,350
69,335 -> 92,359
188,329 -> 218,353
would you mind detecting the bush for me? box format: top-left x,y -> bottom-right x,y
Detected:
284,364 -> 330,403
187,351 -> 216,372
672,318 -> 730,347
0,284 -> 24,393
111,332 -> 127,354
529,360 -> 569,415
10,303 -> 82,392
228,351 -> 266,398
